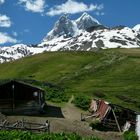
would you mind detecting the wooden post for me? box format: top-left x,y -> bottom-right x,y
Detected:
22,118 -> 25,130
112,108 -> 122,132
39,92 -> 41,106
48,121 -> 50,133
12,85 -> 15,111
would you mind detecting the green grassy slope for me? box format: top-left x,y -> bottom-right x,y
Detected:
0,49 -> 140,111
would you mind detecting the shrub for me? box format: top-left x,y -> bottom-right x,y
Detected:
0,131 -> 102,140
45,87 -> 69,103
73,94 -> 91,110
123,131 -> 138,140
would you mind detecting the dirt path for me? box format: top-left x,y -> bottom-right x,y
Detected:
62,95 -> 84,120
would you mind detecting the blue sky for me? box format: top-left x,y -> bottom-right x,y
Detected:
0,0 -> 140,46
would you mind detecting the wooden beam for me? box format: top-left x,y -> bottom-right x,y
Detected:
12,85 -> 15,111
112,108 -> 122,132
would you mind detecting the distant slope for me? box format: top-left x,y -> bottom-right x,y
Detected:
0,49 -> 140,111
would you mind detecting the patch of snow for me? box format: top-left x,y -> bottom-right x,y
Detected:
133,24 -> 140,33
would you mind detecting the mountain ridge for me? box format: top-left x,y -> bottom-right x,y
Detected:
40,13 -> 140,51
0,12 -> 140,63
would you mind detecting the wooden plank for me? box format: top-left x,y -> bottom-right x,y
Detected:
112,108 -> 122,132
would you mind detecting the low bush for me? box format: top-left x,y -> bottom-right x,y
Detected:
123,131 -> 138,140
0,131 -> 101,140
73,94 -> 91,110
45,87 -> 69,103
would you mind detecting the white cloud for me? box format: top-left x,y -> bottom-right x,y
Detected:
19,0 -> 46,13
0,32 -> 18,44
0,14 -> 11,28
46,0 -> 104,16
0,0 -> 5,5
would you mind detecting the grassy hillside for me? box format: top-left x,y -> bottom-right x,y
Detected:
0,49 -> 140,111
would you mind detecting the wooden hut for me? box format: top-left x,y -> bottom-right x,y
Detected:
0,80 -> 46,115
82,99 -> 139,132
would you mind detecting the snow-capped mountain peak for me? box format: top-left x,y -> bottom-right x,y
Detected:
43,13 -> 77,41
43,12 -> 101,42
133,24 -> 140,33
58,13 -> 69,22
76,12 -> 100,30
39,13 -> 140,51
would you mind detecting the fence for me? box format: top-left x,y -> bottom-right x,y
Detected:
0,118 -> 50,132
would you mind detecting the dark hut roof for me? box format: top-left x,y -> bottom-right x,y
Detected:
0,80 -> 44,91
110,104 -> 140,115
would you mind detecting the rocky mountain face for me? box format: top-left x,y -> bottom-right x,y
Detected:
0,12 -> 140,63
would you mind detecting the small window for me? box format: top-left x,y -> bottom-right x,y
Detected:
33,92 -> 38,97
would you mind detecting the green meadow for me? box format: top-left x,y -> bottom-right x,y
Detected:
0,49 -> 140,111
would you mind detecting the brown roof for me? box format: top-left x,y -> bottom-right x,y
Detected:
96,100 -> 111,120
